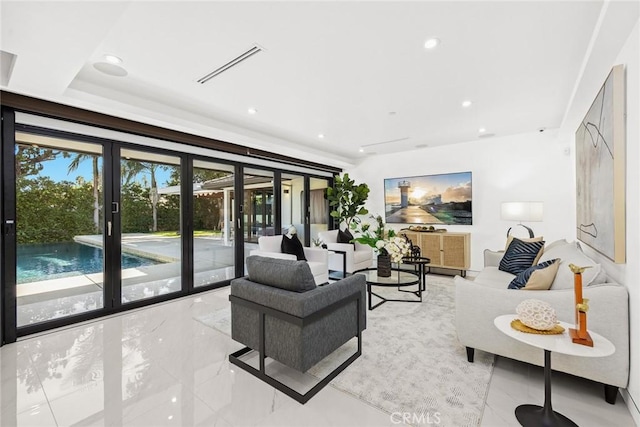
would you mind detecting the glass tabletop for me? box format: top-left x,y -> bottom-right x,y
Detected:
400,256 -> 431,265
354,268 -> 419,286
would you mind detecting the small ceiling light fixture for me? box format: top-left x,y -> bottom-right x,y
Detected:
247,107 -> 257,114
479,127 -> 486,133
103,54 -> 123,64
462,100 -> 473,108
359,148 -> 364,153
317,133 -> 325,139
94,61 -> 127,77
424,38 -> 441,49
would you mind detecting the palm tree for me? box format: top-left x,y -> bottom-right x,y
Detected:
121,161 -> 168,232
68,153 -> 100,233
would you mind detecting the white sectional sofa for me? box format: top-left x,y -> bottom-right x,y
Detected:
454,240 -> 629,404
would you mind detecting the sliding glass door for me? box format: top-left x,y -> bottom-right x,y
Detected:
310,177 -> 330,243
14,132 -> 105,327
119,149 -> 182,303
3,122 -> 332,341
282,173 -> 305,242
243,169 -> 274,243
192,160 -> 235,287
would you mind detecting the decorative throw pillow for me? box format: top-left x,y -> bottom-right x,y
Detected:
499,238 -> 545,275
246,256 -> 316,292
504,235 -> 544,250
337,228 -> 354,244
281,234 -> 307,261
539,241 -> 602,289
545,239 -> 570,252
508,259 -> 560,290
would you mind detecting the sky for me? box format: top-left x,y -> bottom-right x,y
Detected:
37,155 -> 173,187
384,171 -> 472,205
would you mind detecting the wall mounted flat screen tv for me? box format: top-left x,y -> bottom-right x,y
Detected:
384,171 -> 472,225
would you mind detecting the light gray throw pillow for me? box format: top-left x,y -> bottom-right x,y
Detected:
539,241 -> 601,289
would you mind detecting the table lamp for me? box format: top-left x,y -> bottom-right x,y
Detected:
501,201 -> 543,238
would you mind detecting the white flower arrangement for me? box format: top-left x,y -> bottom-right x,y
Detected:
385,236 -> 411,263
352,214 -> 411,263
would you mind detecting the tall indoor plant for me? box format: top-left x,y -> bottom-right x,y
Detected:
325,173 -> 370,230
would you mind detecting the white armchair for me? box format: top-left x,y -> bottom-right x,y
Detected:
250,235 -> 329,285
317,229 -> 374,274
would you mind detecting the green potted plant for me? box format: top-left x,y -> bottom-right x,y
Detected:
325,173 -> 370,230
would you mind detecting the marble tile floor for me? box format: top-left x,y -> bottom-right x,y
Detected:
0,285 -> 635,427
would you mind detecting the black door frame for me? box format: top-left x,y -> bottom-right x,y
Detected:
1,115 -> 335,344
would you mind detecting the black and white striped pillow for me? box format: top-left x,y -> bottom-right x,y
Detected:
499,238 -> 545,275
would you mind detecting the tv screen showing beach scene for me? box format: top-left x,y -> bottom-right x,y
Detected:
384,172 -> 472,225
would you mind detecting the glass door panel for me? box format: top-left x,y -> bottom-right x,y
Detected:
310,177 -> 330,243
282,173 -> 305,243
15,132 -> 104,327
192,160 -> 235,287
120,149 -> 181,303
243,169 -> 274,243
242,169 -> 273,268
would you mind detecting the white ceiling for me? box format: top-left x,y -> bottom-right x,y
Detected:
0,1 -> 637,168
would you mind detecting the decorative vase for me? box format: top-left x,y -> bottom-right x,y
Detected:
377,253 -> 391,277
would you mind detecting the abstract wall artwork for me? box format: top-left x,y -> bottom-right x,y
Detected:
384,171 -> 472,225
575,64 -> 626,263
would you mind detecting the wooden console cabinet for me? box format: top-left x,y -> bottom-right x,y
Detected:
400,231 -> 471,276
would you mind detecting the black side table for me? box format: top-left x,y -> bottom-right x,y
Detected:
399,256 -> 431,292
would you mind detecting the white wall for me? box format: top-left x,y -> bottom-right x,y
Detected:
347,12 -> 640,422
560,17 -> 639,422
204,1 -> 637,416
346,129 -> 574,272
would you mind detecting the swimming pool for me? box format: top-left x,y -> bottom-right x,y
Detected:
17,242 -> 161,284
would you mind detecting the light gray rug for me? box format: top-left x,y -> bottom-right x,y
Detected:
196,275 -> 493,427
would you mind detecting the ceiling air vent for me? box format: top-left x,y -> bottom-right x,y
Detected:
197,44 -> 263,84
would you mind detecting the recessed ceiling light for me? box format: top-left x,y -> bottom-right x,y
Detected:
359,148 -> 364,153
462,100 -> 472,108
248,107 -> 257,114
424,38 -> 440,49
103,54 -> 122,64
317,133 -> 325,139
479,127 -> 486,133
93,62 -> 128,77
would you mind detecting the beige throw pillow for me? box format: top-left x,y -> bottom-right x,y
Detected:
523,259 -> 561,290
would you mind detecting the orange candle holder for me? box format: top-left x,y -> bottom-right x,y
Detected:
568,264 -> 593,347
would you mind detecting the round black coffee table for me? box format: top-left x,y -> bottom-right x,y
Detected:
353,268 -> 420,310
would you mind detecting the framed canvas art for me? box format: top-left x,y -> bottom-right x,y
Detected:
575,64 -> 626,263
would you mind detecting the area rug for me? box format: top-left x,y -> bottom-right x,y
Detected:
196,275 -> 494,427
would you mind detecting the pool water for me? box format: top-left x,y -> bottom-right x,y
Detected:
17,242 -> 161,284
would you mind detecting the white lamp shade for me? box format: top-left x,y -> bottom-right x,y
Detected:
501,202 -> 544,222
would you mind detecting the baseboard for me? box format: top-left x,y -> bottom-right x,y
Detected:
621,389 -> 640,426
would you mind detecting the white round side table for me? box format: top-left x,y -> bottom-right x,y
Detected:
494,314 -> 615,427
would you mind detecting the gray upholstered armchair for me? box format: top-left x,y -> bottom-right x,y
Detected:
229,255 -> 366,403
